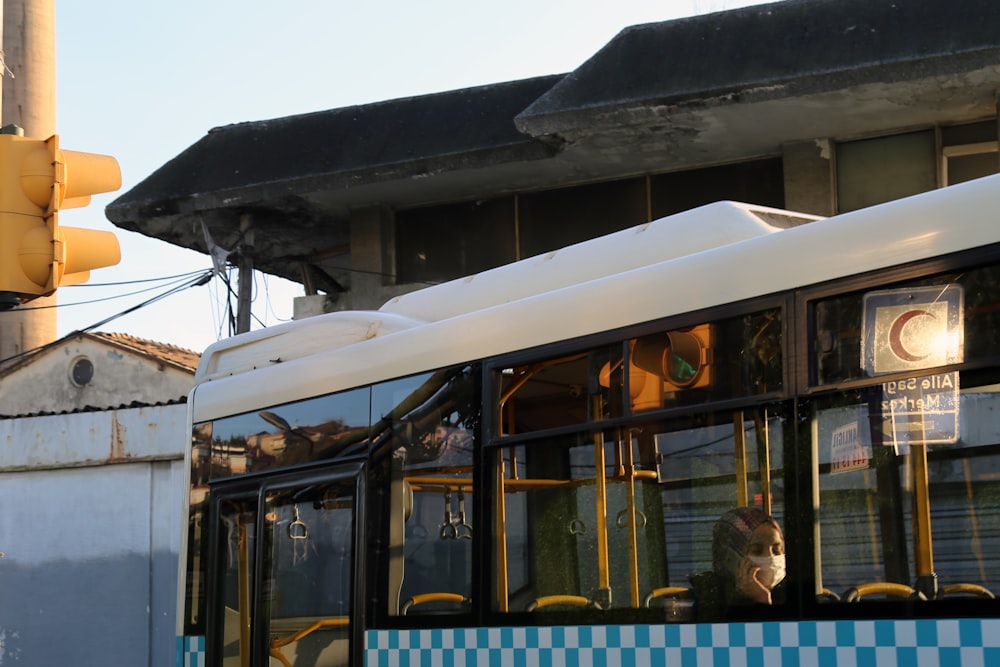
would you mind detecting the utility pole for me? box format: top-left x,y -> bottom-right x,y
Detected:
0,0 -> 56,364
236,213 -> 253,334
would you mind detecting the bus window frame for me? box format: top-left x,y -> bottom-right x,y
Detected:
206,459 -> 367,667
481,295 -> 798,625
796,245 -> 1000,619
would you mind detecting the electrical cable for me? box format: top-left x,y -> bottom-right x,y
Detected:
0,269 -> 213,367
64,269 -> 210,287
10,272 -> 204,310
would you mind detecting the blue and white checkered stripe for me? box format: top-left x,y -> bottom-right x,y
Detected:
177,635 -> 205,667
366,619 -> 1000,666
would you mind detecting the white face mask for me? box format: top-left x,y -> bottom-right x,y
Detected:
748,553 -> 786,589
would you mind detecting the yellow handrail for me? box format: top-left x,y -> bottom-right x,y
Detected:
269,617 -> 350,667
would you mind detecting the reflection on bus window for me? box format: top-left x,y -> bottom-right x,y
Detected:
370,367 -> 478,617
813,264 -> 1000,387
497,309 -> 782,437
206,387 -> 371,479
626,310 -> 782,413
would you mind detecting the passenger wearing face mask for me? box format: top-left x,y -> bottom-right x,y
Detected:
711,506 -> 786,606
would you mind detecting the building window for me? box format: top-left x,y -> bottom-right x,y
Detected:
942,120 -> 998,185
836,130 -> 937,213
649,158 -> 785,218
395,198 -> 516,285
943,142 -> 998,185
517,179 -> 648,258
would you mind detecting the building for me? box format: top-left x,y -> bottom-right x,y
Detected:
0,333 -> 197,667
0,332 -> 199,416
106,0 -> 1000,320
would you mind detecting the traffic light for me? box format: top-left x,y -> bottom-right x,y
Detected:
0,127 -> 121,308
632,324 -> 712,392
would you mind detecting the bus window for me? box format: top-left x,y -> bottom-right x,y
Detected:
206,387 -> 371,479
813,375 -> 1000,603
811,263 -> 1000,603
214,496 -> 257,667
647,407 -> 787,620
263,482 -> 354,667
369,367 -> 478,617
627,309 -> 783,413
497,345 -> 622,435
209,468 -> 360,667
495,433 -> 626,613
491,405 -> 787,618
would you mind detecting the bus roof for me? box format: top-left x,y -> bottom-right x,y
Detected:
191,175 -> 1000,423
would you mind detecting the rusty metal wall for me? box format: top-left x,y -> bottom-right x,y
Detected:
0,404 -> 186,666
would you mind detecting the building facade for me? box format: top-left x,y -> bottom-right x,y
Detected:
106,0 -> 1000,319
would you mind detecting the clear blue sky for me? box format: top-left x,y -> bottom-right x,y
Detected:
52,0 -> 774,352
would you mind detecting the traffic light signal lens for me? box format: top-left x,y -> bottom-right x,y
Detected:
665,331 -> 703,386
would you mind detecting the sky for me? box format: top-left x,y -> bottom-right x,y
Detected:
49,0 -> 776,353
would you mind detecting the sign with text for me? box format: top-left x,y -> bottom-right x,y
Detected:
876,371 -> 960,447
830,421 -> 869,475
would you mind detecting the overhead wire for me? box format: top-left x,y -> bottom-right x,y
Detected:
11,271 -> 207,310
0,269 -> 214,367
64,269 -> 211,287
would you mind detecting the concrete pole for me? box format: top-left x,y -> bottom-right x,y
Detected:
0,0 -> 57,364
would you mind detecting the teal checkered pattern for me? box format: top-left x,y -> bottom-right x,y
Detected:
177,619 -> 1000,666
366,619 -> 1000,666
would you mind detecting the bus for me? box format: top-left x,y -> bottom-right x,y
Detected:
178,175 -> 1000,667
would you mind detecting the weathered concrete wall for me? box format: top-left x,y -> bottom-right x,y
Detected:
0,405 -> 186,667
0,337 -> 193,416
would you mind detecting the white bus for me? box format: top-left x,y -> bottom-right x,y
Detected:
179,174 -> 1000,666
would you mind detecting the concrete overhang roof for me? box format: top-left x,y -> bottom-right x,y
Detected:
106,0 -> 1000,288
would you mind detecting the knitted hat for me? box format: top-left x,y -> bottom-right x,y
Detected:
712,507 -> 779,583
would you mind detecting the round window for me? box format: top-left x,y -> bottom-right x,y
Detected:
70,357 -> 95,387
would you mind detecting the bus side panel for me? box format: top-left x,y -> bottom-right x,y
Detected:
366,619 -> 998,665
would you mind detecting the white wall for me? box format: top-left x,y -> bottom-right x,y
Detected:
0,404 -> 186,667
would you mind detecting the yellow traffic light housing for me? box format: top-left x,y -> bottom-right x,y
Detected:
632,324 -> 713,392
0,129 -> 121,307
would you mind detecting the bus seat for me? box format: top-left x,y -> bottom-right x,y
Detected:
940,583 -> 996,599
643,586 -> 693,608
525,594 -> 602,611
842,582 -> 927,602
644,586 -> 695,622
817,587 -> 840,603
400,592 -> 470,615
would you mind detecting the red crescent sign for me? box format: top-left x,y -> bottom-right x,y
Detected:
887,309 -> 934,362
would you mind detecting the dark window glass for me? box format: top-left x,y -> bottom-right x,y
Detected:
396,198 -> 516,285
518,179 -> 647,258
627,309 -> 783,413
836,131 -> 936,212
206,387 -> 371,479
263,480 -> 355,666
941,121 -> 997,146
812,263 -> 1000,387
214,495 -> 258,666
649,159 -> 785,218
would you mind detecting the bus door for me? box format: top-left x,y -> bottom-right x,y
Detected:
207,461 -> 364,667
